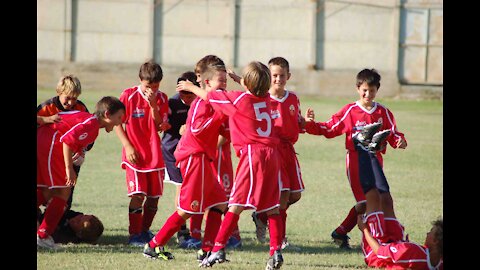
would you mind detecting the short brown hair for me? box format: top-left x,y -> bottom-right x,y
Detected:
194,55 -> 225,75
56,75 -> 82,97
268,57 -> 290,73
76,215 -> 104,244
139,60 -> 163,83
242,61 -> 271,97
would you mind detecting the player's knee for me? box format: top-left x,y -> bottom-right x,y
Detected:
129,194 -> 145,208
289,192 -> 301,204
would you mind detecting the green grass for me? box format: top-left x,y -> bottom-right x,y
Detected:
37,88 -> 442,269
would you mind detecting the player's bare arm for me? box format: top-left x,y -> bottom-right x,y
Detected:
227,68 -> 242,84
114,125 -> 139,164
63,143 -> 77,187
176,81 -> 208,100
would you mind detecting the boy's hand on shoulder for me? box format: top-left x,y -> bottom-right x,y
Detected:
227,69 -> 241,84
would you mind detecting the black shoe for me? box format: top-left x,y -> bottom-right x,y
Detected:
201,248 -> 228,267
353,122 -> 382,145
265,249 -> 283,270
368,129 -> 391,152
143,244 -> 175,260
331,230 -> 351,250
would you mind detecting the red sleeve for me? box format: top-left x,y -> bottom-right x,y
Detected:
59,123 -> 98,153
305,107 -> 348,138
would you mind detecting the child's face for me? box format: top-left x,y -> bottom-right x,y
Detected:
140,80 -> 160,93
58,93 -> 78,110
356,82 -> 378,104
205,71 -> 227,92
103,109 -> 125,133
424,225 -> 438,247
269,65 -> 290,91
179,91 -> 196,106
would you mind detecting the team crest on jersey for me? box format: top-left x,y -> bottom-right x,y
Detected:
79,132 -> 88,140
132,107 -> 145,118
191,200 -> 199,211
289,104 -> 295,116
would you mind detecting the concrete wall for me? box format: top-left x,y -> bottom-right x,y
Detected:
37,0 -> 443,99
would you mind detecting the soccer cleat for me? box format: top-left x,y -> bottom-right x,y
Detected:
143,244 -> 175,260
178,237 -> 202,249
128,233 -> 147,247
331,230 -> 352,250
37,234 -> 58,249
353,122 -> 382,145
368,129 -> 391,152
176,228 -> 192,244
280,238 -> 289,250
201,248 -> 228,267
197,249 -> 210,262
226,236 -> 243,249
265,249 -> 284,270
251,212 -> 267,243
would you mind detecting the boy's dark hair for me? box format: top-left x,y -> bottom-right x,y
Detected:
242,61 -> 271,97
432,218 -> 443,256
177,71 -> 200,88
195,55 -> 225,75
268,57 -> 290,73
356,68 -> 381,89
75,215 -> 104,244
139,60 -> 163,83
94,96 -> 125,119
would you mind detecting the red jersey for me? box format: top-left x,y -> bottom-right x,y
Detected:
269,90 -> 302,144
213,119 -> 234,195
174,96 -> 226,163
119,86 -> 169,171
363,239 -> 443,270
207,90 -> 280,156
50,111 -> 99,153
305,101 -> 406,154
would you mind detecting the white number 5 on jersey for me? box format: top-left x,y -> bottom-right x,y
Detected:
253,102 -> 272,137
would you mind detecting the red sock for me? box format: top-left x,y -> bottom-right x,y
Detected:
128,209 -> 142,236
268,213 -> 282,256
142,205 -> 157,232
202,210 -> 222,251
212,212 -> 239,252
149,211 -> 185,247
37,196 -> 67,238
257,211 -> 268,224
190,214 -> 203,240
365,211 -> 386,241
335,206 -> 357,235
279,208 -> 287,240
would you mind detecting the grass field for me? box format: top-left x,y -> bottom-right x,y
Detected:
37,87 -> 443,270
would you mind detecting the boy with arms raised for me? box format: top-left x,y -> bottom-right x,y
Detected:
177,61 -> 284,270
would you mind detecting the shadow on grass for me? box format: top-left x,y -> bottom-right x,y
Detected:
37,233 -> 362,256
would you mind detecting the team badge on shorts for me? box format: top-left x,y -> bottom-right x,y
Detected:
289,104 -> 295,116
128,180 -> 135,192
190,200 -> 199,211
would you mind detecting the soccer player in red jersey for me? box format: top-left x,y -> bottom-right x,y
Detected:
178,61 -> 284,270
358,214 -> 443,269
37,96 -> 125,249
142,59 -> 229,261
114,60 -> 170,246
304,68 -> 408,244
37,75 -> 93,212
249,57 -> 305,249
